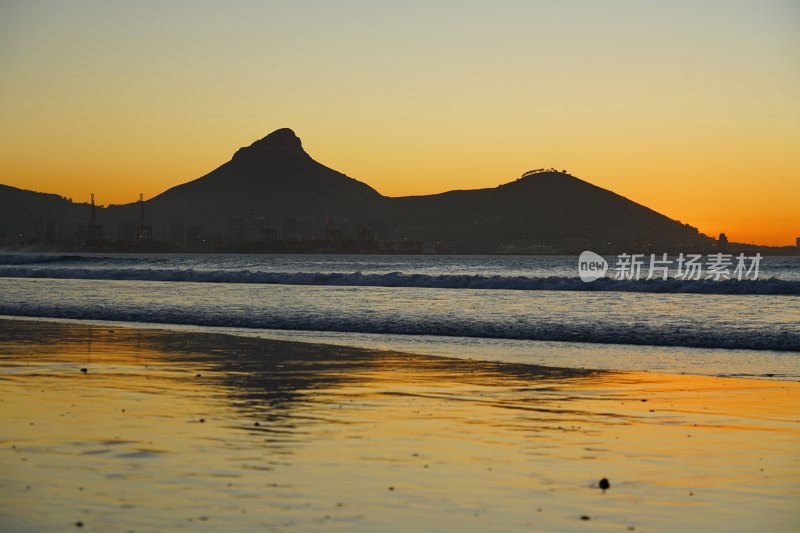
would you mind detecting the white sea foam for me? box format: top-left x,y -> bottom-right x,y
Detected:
0,266 -> 798,295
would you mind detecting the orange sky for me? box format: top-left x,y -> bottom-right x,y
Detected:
1,1 -> 798,245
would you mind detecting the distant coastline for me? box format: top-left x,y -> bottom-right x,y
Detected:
2,130 -> 797,254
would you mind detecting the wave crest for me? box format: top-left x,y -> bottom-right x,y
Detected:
0,267 -> 798,295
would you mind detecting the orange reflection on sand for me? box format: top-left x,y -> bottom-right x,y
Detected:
1,319 -> 799,532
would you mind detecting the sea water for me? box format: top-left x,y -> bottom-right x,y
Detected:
1,253 -> 798,379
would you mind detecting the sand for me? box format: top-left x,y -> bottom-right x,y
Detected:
0,318 -> 798,532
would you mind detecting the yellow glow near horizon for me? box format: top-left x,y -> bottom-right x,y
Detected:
1,1 -> 798,245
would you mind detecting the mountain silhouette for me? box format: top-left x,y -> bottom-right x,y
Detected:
0,128 -> 708,252
0,184 -> 87,241
387,169 -> 691,246
146,128 -> 383,224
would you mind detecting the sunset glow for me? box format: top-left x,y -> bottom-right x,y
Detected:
1,1 -> 798,245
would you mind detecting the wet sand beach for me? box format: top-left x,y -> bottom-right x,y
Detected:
1,318 -> 798,532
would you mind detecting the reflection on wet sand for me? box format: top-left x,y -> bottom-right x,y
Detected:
1,318 -> 798,532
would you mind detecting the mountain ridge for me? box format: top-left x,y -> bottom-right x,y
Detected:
0,128 -> 714,252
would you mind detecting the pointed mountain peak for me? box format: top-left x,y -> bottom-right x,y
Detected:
232,128 -> 309,162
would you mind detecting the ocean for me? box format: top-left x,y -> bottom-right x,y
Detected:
1,253 -> 798,379
2,253 -> 800,532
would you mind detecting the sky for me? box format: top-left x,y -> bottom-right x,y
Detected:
0,0 -> 798,245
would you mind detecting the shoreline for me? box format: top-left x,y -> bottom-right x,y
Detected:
2,317 -> 799,531
2,314 -> 798,382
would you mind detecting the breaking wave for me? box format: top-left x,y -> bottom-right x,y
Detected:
0,266 -> 798,295
1,302 -> 798,352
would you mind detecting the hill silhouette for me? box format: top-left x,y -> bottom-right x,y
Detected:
146,128 -> 383,224
386,170 -> 692,248
0,184 -> 87,243
1,128 -> 708,252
